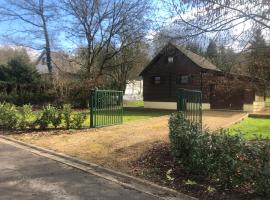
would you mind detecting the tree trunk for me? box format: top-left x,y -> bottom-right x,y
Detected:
41,13 -> 52,74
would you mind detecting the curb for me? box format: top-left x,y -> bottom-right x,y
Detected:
218,113 -> 249,130
0,135 -> 197,200
248,113 -> 270,119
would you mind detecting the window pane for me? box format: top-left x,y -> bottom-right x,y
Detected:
153,76 -> 161,84
181,75 -> 189,83
177,75 -> 190,84
168,57 -> 174,63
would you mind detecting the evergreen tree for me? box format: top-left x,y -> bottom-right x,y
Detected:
206,40 -> 218,60
248,29 -> 270,87
217,45 -> 236,72
0,53 -> 40,84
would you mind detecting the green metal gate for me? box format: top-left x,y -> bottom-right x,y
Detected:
90,90 -> 123,128
177,88 -> 202,125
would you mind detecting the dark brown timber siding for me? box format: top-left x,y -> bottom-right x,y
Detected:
141,44 -> 256,110
143,48 -> 202,102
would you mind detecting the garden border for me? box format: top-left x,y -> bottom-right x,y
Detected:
216,113 -> 249,131
0,134 -> 197,200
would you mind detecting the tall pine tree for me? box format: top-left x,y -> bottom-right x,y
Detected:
217,45 -> 236,72
206,40 -> 218,60
248,29 -> 270,89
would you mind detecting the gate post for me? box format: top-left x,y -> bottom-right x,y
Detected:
177,89 -> 184,111
90,90 -> 95,128
177,88 -> 202,126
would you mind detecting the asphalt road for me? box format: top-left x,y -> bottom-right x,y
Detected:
0,141 -> 159,200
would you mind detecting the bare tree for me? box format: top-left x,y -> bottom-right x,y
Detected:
166,0 -> 270,46
60,0 -> 152,86
0,0 -> 59,74
104,42 -> 149,92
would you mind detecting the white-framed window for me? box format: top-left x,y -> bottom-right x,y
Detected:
177,75 -> 190,84
168,57 -> 174,63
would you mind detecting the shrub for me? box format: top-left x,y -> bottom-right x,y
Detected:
62,104 -> 72,129
71,112 -> 87,129
0,102 -> 19,129
0,91 -> 57,106
49,106 -> 62,128
243,142 -> 270,197
208,130 -> 246,188
169,112 -> 270,196
35,106 -> 51,129
18,104 -> 34,129
169,112 -> 210,174
35,105 -> 62,129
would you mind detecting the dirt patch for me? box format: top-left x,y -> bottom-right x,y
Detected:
9,116 -> 169,172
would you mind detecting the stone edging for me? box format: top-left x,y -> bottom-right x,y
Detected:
0,135 -> 197,200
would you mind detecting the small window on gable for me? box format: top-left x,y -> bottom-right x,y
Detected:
168,57 -> 174,63
177,75 -> 190,84
153,76 -> 161,84
41,57 -> 46,65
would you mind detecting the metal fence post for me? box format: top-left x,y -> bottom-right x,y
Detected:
90,90 -> 95,128
177,88 -> 202,126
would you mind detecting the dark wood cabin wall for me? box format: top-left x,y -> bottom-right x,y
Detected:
143,50 -> 202,102
201,72 -> 255,104
142,46 -> 256,106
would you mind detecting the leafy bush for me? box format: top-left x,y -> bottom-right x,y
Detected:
169,112 -> 210,174
0,102 -> 19,129
62,104 -> 72,129
18,104 -> 34,129
243,142 -> 270,196
35,105 -> 62,129
0,103 -> 88,130
35,106 -> 52,129
208,130 -> 246,188
0,92 -> 57,106
71,112 -> 87,129
169,112 -> 270,196
49,106 -> 62,128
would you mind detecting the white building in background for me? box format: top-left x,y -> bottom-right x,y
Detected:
124,79 -> 143,100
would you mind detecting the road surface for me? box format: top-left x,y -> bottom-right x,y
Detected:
0,141 -> 159,200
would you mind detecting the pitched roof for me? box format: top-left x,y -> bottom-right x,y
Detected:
174,44 -> 220,71
140,42 -> 220,76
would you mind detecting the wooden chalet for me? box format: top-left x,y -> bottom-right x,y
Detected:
140,42 -> 265,112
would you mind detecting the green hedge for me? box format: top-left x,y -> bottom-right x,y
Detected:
169,112 -> 270,197
0,92 -> 57,106
0,103 -> 87,130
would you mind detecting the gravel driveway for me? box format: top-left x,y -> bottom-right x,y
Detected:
9,110 -> 247,174
202,110 -> 247,130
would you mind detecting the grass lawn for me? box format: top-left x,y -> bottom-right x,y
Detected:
26,108 -> 171,129
124,100 -> 144,107
266,97 -> 270,106
229,117 -> 270,140
82,109 -> 171,127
